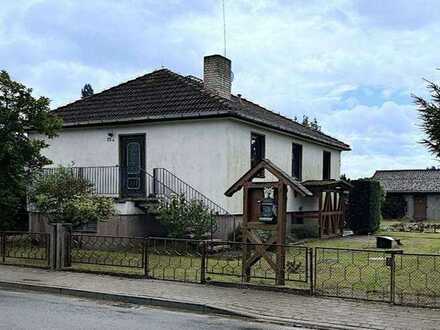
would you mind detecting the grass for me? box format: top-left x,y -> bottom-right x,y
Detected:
69,246 -> 310,290
5,226 -> 440,307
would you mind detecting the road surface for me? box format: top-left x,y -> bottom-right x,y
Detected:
0,288 -> 305,329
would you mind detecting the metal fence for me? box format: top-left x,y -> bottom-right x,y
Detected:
70,234 -> 146,275
394,253 -> 440,308
66,235 -> 312,290
146,237 -> 204,283
5,232 -> 440,309
314,247 -> 393,302
0,232 -> 50,268
314,247 -> 440,308
206,241 -> 310,290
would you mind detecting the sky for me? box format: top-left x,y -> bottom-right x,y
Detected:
1,0 -> 440,178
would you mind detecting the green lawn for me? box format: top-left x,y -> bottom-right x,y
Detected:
69,246 -> 310,289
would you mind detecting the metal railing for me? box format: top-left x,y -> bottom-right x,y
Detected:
70,234 -> 146,275
152,168 -> 240,240
0,231 -> 50,268
65,235 -> 312,290
41,166 -> 120,196
153,168 -> 230,216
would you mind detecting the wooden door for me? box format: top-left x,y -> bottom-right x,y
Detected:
414,195 -> 427,221
119,134 -> 146,198
247,188 -> 264,222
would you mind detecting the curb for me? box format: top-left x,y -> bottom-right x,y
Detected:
0,280 -> 371,330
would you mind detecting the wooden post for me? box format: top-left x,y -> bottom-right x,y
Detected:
318,192 -> 323,238
241,184 -> 251,282
276,183 -> 286,285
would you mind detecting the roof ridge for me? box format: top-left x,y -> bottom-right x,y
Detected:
375,169 -> 440,173
167,70 -> 235,112
53,68 -> 170,113
234,95 -> 349,148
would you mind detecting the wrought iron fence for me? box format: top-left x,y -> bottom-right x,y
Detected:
146,237 -> 204,283
0,232 -> 50,268
206,241 -> 310,289
70,234 -> 146,275
314,247 -> 393,302
3,231 -> 436,309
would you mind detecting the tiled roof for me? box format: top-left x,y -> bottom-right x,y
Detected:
372,170 -> 440,193
52,69 -> 350,150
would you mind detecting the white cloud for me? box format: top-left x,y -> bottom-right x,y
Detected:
1,0 -> 440,177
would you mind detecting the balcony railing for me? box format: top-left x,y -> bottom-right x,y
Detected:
39,166 -> 240,240
41,166 -> 121,196
40,167 -> 229,214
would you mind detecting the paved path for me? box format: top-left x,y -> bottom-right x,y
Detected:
0,289 -> 300,330
0,265 -> 439,329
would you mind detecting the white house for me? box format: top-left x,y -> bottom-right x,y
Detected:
29,55 -> 350,238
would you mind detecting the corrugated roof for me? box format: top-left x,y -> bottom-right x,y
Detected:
52,68 -> 350,151
372,169 -> 440,193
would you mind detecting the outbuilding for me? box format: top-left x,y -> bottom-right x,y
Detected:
373,169 -> 440,221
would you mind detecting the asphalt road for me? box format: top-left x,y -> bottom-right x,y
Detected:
0,289 -> 305,330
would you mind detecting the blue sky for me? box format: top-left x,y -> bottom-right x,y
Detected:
1,0 -> 440,178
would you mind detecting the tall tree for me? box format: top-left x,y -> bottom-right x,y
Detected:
413,79 -> 440,158
81,83 -> 94,98
0,70 -> 62,230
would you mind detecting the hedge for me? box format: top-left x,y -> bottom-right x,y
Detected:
381,194 -> 407,219
347,179 -> 382,234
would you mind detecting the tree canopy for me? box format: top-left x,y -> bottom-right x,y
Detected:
81,83 -> 94,98
0,70 -> 62,230
414,79 -> 440,158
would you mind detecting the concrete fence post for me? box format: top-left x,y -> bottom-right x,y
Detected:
49,223 -> 72,270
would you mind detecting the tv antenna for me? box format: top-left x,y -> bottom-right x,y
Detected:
222,0 -> 227,57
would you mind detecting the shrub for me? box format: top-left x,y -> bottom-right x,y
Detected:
291,223 -> 319,239
29,166 -> 115,225
347,179 -> 382,234
381,194 -> 407,219
157,194 -> 216,239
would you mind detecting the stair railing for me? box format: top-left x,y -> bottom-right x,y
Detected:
150,168 -> 239,241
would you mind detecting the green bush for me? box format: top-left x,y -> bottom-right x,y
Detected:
157,194 -> 216,239
291,223 -> 319,239
29,166 -> 115,225
347,179 -> 382,234
382,194 -> 407,219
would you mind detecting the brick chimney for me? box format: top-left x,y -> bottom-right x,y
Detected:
203,54 -> 231,99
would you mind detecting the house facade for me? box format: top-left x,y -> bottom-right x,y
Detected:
29,55 -> 350,238
373,169 -> 440,221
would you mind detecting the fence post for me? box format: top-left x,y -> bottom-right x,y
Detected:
49,224 -> 57,270
49,223 -> 72,270
144,238 -> 149,278
200,240 -> 207,284
62,224 -> 72,268
2,232 -> 6,264
389,252 -> 396,304
309,248 -> 314,295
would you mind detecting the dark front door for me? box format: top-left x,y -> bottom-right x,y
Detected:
120,135 -> 146,198
414,195 -> 427,221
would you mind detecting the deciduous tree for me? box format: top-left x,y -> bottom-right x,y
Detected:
0,70 -> 61,230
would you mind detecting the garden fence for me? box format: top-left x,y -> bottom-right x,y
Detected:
0,231 -> 50,268
2,230 -> 440,309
